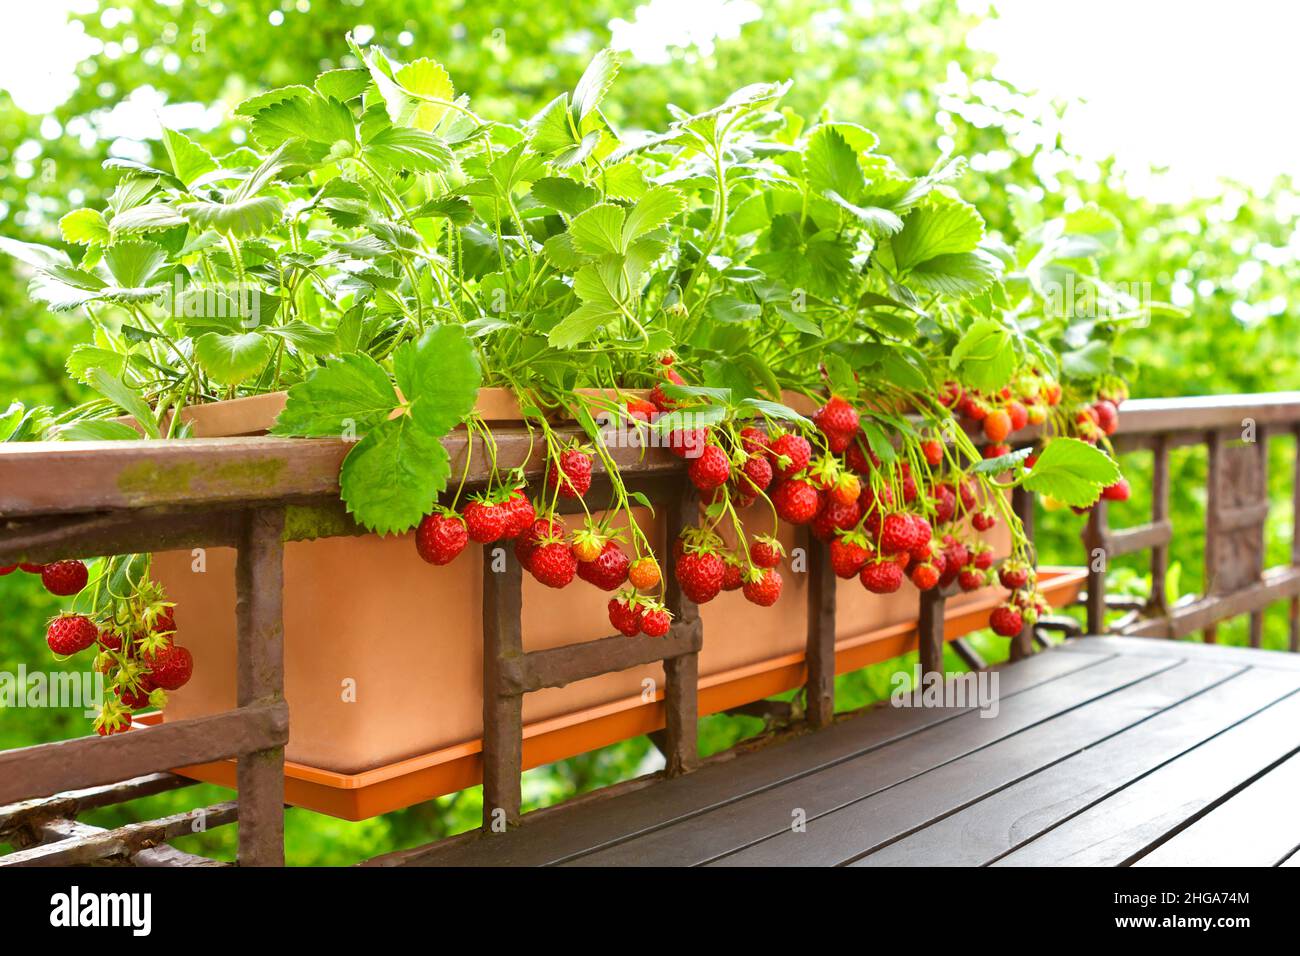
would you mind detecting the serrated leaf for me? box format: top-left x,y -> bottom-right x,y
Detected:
272,352 -> 397,438
972,446 -> 1033,475
390,58 -> 455,131
950,318 -> 1016,393
67,345 -> 125,383
391,324 -> 481,433
161,127 -> 216,186
805,127 -> 864,202
363,126 -> 453,173
571,49 -> 620,124
741,398 -> 812,426
569,203 -> 626,256
104,240 -> 167,289
825,191 -> 903,237
59,208 -> 110,246
1062,340 -> 1110,378
86,368 -> 158,438
177,196 -> 283,238
531,177 -> 599,217
315,68 -> 371,102
908,250 -> 1001,295
340,411 -> 450,535
194,331 -> 273,386
108,203 -> 188,233
248,91 -> 356,153
527,94 -> 576,155
1021,438 -> 1119,507
548,302 -> 618,348
623,186 -> 686,243
893,199 -> 985,272
707,295 -> 761,323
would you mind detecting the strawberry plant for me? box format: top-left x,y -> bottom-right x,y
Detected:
0,37 -> 1144,734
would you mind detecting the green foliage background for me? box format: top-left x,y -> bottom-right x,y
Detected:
1,0 -> 1296,864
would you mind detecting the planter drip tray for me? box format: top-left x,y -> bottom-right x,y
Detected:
136,567 -> 1086,820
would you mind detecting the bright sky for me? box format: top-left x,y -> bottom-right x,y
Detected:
0,0 -> 1295,199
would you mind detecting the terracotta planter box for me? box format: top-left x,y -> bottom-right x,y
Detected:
148,390 -> 1060,818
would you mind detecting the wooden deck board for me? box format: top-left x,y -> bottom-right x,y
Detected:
391,638 -> 1300,867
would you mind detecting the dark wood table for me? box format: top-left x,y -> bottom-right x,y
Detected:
378,636 -> 1300,867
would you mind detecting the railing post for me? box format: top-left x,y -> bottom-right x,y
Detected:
481,543 -> 524,830
1010,484 -> 1035,659
1148,434 -> 1171,620
1083,501 -> 1108,635
661,478 -> 699,775
918,587 -> 945,680
1292,424 -> 1300,652
804,530 -> 837,727
234,507 -> 286,867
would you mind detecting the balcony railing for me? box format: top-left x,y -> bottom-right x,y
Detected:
1,392 -> 1298,866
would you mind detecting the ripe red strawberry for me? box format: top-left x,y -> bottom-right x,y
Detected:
640,606 -> 671,637
145,644 -> 193,690
830,473 -> 861,507
41,560 -> 88,597
416,513 -> 469,565
880,513 -> 917,555
958,568 -> 986,592
963,397 -> 989,422
740,454 -> 773,495
502,491 -> 536,539
625,396 -> 659,422
46,614 -> 98,656
1092,399 -> 1119,436
650,367 -> 686,411
1102,478 -> 1131,502
932,483 -> 956,523
860,559 -> 904,594
983,409 -> 1011,443
989,605 -> 1024,637
96,714 -> 131,736
921,439 -> 944,467
772,479 -> 822,524
939,381 -> 962,407
830,534 -> 871,579
739,426 -> 768,456
577,540 -> 630,591
608,596 -> 644,636
116,685 -> 151,711
98,627 -> 125,652
910,562 -> 941,591
742,568 -> 783,607
628,556 -> 661,590
722,560 -> 744,592
529,541 -> 578,588
675,551 -> 726,604
983,442 -> 1012,459
547,448 -> 593,498
666,427 -> 709,459
515,516 -> 563,568
845,433 -> 877,474
973,548 -> 994,571
812,497 -> 860,542
750,535 -> 784,569
689,445 -> 732,491
0,564 -> 15,575
971,510 -> 996,532
1006,401 -> 1029,433
999,563 -> 1030,589
463,498 -> 509,543
769,433 -> 812,478
815,396 -> 860,439
19,562 -> 45,574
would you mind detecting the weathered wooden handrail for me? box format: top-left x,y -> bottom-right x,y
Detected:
1,391 -> 1298,866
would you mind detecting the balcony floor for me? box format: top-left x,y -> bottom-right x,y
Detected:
376,636 -> 1300,867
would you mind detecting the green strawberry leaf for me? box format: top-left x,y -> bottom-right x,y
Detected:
339,411 -> 450,535
59,208 -> 111,246
892,198 -> 985,272
1021,438 -> 1120,507
194,331 -> 274,386
86,368 -> 158,438
951,318 -> 1017,393
161,127 -> 216,187
391,324 -> 481,434
272,352 -> 398,438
